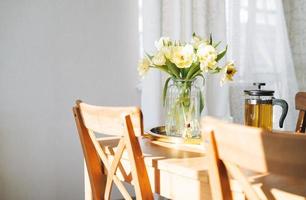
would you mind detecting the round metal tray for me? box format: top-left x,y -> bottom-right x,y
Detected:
147,126 -> 201,144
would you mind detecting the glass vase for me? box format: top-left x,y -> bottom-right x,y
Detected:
165,78 -> 203,140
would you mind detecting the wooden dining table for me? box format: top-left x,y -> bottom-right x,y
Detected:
84,134 -> 306,200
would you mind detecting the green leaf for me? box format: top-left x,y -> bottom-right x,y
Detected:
182,68 -> 189,79
209,66 -> 223,74
145,52 -> 153,60
192,32 -> 196,37
216,45 -> 228,62
200,90 -> 204,113
209,33 -> 213,45
162,77 -> 172,106
166,59 -> 180,78
195,73 -> 205,113
186,63 -> 200,79
213,41 -> 221,48
190,69 -> 203,79
156,65 -> 170,74
196,73 -> 205,85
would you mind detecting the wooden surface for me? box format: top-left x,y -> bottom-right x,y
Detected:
202,117 -> 306,200
296,92 -> 306,111
84,133 -> 306,200
206,131 -> 232,200
73,101 -> 106,200
122,115 -> 153,200
96,136 -> 210,200
295,92 -> 306,133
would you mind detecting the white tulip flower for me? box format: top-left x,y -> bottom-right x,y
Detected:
191,35 -> 206,49
197,44 -> 217,71
152,51 -> 166,66
171,44 -> 195,69
137,57 -> 151,77
155,37 -> 171,51
161,46 -> 172,60
221,61 -> 237,84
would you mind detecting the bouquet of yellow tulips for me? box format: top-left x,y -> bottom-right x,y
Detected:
138,33 -> 237,139
138,33 -> 236,107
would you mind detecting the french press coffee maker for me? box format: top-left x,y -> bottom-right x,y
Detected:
244,83 -> 288,130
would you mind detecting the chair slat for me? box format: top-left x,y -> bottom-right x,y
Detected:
224,162 -> 260,200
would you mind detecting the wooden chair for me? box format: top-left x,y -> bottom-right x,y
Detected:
73,100 -> 153,200
295,92 -> 306,133
201,117 -> 306,200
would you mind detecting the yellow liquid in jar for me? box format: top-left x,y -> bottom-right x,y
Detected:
244,103 -> 273,130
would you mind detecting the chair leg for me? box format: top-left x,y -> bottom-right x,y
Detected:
296,111 -> 306,133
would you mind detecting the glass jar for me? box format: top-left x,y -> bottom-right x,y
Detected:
165,78 -> 203,139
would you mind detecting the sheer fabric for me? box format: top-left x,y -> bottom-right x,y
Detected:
227,0 -> 298,129
138,0 -> 163,128
139,0 -> 298,130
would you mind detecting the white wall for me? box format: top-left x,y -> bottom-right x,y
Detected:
0,0 -> 140,199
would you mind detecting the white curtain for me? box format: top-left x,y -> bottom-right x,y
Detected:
227,0 -> 298,129
138,0 -> 163,129
139,0 -> 298,130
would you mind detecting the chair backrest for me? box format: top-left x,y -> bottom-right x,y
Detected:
77,101 -> 143,136
295,92 -> 306,133
201,117 -> 306,200
73,100 -> 152,200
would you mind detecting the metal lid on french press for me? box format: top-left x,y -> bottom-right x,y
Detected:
244,83 -> 274,96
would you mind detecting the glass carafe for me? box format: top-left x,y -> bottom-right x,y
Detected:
244,83 -> 288,130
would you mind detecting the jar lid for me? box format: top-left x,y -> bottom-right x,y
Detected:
244,83 -> 274,96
